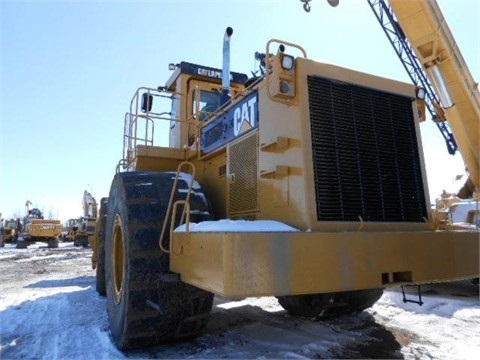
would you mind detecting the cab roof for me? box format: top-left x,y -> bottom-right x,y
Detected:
165,61 -> 248,90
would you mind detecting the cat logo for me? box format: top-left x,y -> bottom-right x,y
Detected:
233,93 -> 258,137
200,91 -> 259,153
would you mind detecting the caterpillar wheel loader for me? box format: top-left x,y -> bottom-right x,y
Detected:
98,4 -> 478,350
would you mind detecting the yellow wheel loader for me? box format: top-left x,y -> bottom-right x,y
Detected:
2,219 -> 20,245
63,218 -> 81,242
99,3 -> 478,350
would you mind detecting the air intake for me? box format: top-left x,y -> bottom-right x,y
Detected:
308,75 -> 427,222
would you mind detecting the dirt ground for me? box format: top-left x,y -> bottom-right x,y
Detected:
0,242 -> 478,359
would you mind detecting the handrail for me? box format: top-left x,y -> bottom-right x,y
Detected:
169,200 -> 191,255
159,161 -> 196,254
120,83 -> 248,170
120,87 -> 182,172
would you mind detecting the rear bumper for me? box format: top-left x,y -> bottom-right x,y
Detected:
170,230 -> 479,298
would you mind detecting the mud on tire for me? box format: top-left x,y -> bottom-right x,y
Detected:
105,171 -> 214,350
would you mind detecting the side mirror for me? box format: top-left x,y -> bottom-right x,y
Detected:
141,93 -> 153,113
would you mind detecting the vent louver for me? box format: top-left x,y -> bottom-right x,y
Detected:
308,76 -> 427,222
228,132 -> 259,215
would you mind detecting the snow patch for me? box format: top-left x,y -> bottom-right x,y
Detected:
134,182 -> 152,186
168,172 -> 201,190
175,219 -> 300,233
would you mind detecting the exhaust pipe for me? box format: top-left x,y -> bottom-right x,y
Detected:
221,27 -> 233,106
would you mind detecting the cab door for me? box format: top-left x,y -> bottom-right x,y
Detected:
169,79 -> 222,149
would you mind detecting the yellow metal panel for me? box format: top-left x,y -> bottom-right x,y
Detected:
134,145 -> 186,172
201,153 -> 228,219
227,131 -> 259,216
27,221 -> 62,237
254,57 -> 432,232
170,230 -> 479,298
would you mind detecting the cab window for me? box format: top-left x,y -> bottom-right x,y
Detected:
194,90 -> 221,121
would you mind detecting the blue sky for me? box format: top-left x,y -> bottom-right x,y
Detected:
1,0 -> 479,221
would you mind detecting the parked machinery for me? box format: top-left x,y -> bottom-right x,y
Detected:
0,214 -> 3,247
71,191 -> 98,248
1,218 -> 21,245
91,197 -> 109,295
62,218 -> 82,242
17,202 -> 62,249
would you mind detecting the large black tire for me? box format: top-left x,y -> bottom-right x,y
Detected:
47,237 -> 59,248
74,235 -> 89,248
277,288 -> 383,318
16,239 -> 28,249
96,197 -> 109,296
105,171 -> 214,350
81,237 -> 89,248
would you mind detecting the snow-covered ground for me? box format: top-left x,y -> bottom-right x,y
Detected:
0,242 -> 478,359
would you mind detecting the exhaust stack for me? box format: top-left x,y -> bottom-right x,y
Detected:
221,27 -> 233,106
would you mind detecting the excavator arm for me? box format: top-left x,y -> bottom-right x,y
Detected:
82,190 -> 98,218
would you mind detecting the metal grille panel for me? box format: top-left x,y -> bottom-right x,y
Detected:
228,132 -> 259,215
308,75 -> 427,222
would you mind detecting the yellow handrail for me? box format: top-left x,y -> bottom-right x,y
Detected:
168,200 -> 190,255
159,161 -> 196,254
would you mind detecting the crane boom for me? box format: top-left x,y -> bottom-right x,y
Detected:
367,0 -> 458,155
381,0 -> 480,195
308,0 -> 480,196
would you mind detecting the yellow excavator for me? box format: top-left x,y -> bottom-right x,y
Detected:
97,0 -> 478,350
17,201 -> 62,249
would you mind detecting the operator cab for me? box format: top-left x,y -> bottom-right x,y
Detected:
163,62 -> 248,149
28,208 -> 44,220
122,62 -> 247,172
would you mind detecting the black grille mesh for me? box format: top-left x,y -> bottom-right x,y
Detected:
229,132 -> 258,214
308,76 -> 427,222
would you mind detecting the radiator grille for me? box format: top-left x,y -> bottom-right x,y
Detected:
308,76 -> 427,222
228,132 -> 259,215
